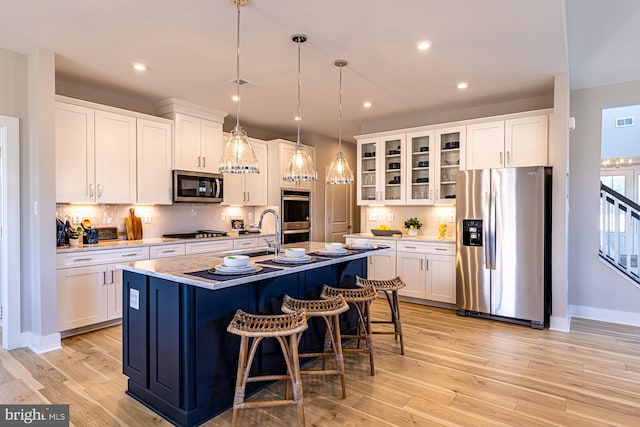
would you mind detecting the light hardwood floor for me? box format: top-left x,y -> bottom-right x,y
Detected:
1,302 -> 640,426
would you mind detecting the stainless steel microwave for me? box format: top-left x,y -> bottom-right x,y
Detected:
173,170 -> 223,203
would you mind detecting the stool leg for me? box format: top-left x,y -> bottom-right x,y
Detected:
332,313 -> 347,399
393,290 -> 405,355
290,333 -> 306,426
232,336 -> 248,427
364,300 -> 375,376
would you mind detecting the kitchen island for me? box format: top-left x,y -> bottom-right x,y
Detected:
117,242 -> 391,427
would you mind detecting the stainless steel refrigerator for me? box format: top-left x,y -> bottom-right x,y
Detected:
455,167 -> 551,329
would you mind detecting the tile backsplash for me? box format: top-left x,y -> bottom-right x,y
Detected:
361,205 -> 456,238
56,203 -> 279,239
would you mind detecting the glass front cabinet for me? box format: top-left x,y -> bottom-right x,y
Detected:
357,134 -> 406,205
357,126 -> 465,206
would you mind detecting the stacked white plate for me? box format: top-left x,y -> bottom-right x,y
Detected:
210,264 -> 262,275
274,254 -> 312,264
317,248 -> 348,255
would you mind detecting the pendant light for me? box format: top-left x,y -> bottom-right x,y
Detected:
326,59 -> 354,185
219,0 -> 259,174
283,34 -> 318,184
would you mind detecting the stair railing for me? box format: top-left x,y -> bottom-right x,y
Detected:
600,183 -> 640,285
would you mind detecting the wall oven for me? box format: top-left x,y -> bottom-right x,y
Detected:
281,189 -> 311,244
173,170 -> 223,203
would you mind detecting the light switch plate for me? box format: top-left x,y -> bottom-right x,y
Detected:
143,213 -> 152,223
219,213 -> 226,221
387,213 -> 394,221
248,212 -> 253,221
72,213 -> 81,224
368,213 -> 378,221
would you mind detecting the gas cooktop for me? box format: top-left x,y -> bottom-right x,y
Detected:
162,230 -> 228,239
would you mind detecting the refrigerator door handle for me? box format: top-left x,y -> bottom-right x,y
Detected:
484,191 -> 492,269
489,191 -> 497,270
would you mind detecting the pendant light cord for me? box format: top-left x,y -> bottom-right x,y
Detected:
235,1 -> 241,131
338,64 -> 343,154
296,39 -> 302,148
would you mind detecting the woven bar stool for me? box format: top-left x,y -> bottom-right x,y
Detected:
356,276 -> 406,355
227,309 -> 308,427
281,294 -> 350,398
320,285 -> 378,376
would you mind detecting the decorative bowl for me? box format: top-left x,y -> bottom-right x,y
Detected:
223,255 -> 249,267
370,229 -> 402,236
284,248 -> 306,258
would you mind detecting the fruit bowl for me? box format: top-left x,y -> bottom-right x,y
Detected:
371,229 -> 402,236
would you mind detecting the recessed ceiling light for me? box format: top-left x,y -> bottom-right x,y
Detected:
457,82 -> 469,90
231,95 -> 240,102
417,41 -> 432,51
294,116 -> 302,121
132,63 -> 147,71
363,101 -> 372,108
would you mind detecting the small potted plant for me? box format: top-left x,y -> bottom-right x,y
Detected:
68,226 -> 84,247
403,217 -> 422,237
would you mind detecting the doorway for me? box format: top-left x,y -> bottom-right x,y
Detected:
1,115 -> 20,349
324,175 -> 353,243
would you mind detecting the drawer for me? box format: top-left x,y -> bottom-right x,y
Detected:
56,246 -> 149,269
149,244 -> 186,259
397,241 -> 454,255
233,238 -> 258,250
185,239 -> 234,255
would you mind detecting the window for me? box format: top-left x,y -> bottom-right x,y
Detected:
616,117 -> 634,127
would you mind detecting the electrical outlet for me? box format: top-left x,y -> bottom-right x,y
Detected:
448,213 -> 455,222
248,212 -> 253,221
368,213 -> 378,221
72,213 -> 81,224
143,213 -> 152,223
219,213 -> 226,221
387,213 -> 394,221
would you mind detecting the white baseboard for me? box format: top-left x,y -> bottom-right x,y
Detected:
570,305 -> 640,327
549,315 -> 571,332
23,332 -> 62,354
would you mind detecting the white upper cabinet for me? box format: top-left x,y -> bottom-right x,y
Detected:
434,126 -> 465,204
466,113 -> 548,170
174,113 -> 222,173
356,134 -> 406,205
94,110 -> 137,204
56,102 -> 137,204
55,102 -> 95,204
223,138 -> 268,206
405,130 -> 435,205
137,118 -> 173,205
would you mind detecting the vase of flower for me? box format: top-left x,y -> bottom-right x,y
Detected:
403,217 -> 422,237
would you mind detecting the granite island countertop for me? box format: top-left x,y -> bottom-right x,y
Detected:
118,241 -> 392,291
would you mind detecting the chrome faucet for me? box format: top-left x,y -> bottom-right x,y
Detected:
258,208 -> 281,259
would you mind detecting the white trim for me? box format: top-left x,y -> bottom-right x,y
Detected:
549,315 -> 571,332
0,115 -> 21,350
570,304 -> 640,327
24,332 -> 62,354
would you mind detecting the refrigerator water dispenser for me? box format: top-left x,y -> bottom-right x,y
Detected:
462,219 -> 483,246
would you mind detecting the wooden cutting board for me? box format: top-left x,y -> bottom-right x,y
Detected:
126,208 -> 143,240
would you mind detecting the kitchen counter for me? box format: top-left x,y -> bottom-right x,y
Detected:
121,241 -> 388,426
55,232 -> 275,253
118,241 -> 392,291
345,232 -> 455,244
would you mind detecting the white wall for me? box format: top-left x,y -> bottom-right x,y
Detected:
569,80 -> 640,323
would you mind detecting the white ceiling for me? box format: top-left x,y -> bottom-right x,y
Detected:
1,0 -> 638,142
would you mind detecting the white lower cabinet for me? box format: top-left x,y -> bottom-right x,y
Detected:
345,238 -> 397,280
149,243 -> 186,259
396,241 -> 456,304
56,247 -> 149,332
233,237 -> 259,250
185,239 -> 234,255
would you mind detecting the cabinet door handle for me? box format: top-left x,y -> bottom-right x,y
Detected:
121,253 -> 138,258
73,257 -> 92,262
102,271 -> 107,285
420,258 -> 424,270
506,151 -> 511,164
97,184 -> 102,198
197,156 -> 201,168
111,270 -> 115,284
89,184 -> 94,197
500,151 -> 503,164
426,259 -> 429,271
247,192 -> 250,202
202,156 -> 206,167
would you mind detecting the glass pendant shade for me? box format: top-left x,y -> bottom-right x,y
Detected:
326,151 -> 354,184
283,34 -> 318,184
326,59 -> 354,185
219,126 -> 259,173
284,145 -> 317,182
218,0 -> 259,174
